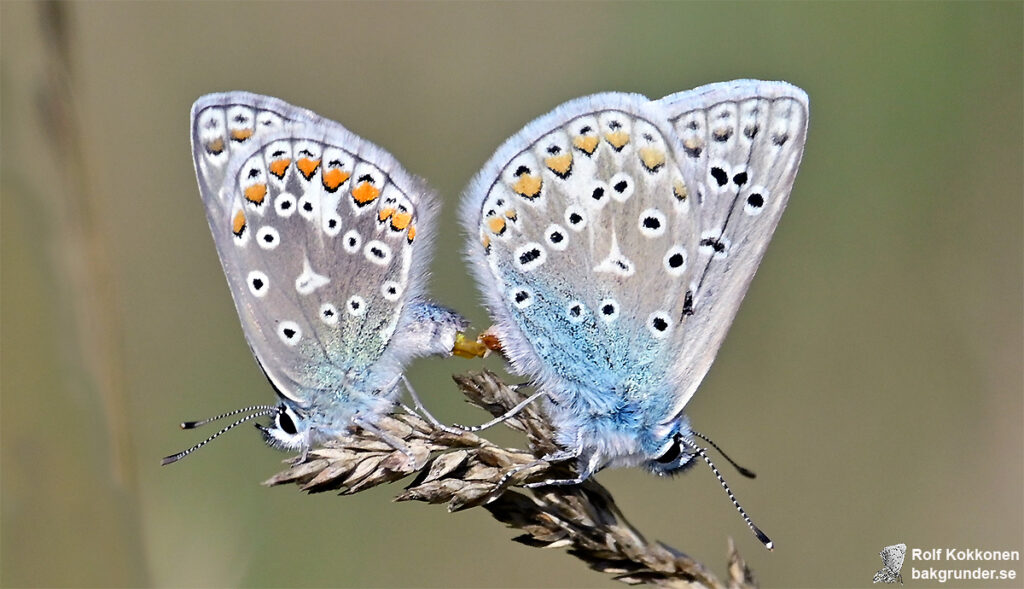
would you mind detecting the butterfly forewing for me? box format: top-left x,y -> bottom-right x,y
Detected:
657,81 -> 809,414
465,94 -> 701,396
191,95 -> 311,209
191,93 -> 428,403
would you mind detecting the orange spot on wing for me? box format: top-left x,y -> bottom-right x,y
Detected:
544,153 -> 573,178
206,137 -> 225,155
230,129 -> 253,142
390,211 -> 412,231
673,179 -> 688,202
683,137 -> 703,156
406,225 -> 416,243
322,168 -> 350,192
513,174 -> 542,199
231,210 -> 246,236
378,207 -> 396,223
481,234 -> 490,249
244,184 -> 267,205
296,158 -> 321,180
573,135 -> 598,155
352,181 -> 380,205
639,147 -> 665,172
487,216 -> 507,235
268,158 -> 291,179
504,209 -> 517,221
604,131 -> 629,150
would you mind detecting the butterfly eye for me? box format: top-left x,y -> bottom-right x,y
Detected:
277,409 -> 298,435
656,436 -> 682,464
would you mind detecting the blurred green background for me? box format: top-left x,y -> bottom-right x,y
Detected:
2,2 -> 1021,588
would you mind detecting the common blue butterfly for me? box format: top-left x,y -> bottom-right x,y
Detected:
163,92 -> 466,464
461,80 -> 808,547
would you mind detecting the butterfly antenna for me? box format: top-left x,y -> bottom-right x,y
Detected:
678,436 -> 773,551
161,407 -> 279,465
690,430 -> 757,479
179,404 -> 278,429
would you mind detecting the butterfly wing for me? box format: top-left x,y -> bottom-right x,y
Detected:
191,92 -> 438,411
461,94 -> 703,416
656,80 -> 809,416
192,93 -> 308,208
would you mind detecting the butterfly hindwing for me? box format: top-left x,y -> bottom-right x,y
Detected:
462,94 -> 701,413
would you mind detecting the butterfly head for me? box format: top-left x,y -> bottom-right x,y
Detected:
255,402 -> 312,451
558,404 -> 697,477
161,401 -> 306,465
647,430 -> 699,476
253,370 -> 401,453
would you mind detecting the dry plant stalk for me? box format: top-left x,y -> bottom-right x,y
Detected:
265,370 -> 758,589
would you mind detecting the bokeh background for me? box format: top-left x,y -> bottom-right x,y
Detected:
2,2 -> 1021,588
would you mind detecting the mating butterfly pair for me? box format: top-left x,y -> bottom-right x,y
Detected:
165,81 -> 809,550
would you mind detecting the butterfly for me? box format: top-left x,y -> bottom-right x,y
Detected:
461,80 -> 808,547
163,92 -> 468,465
873,543 -> 907,585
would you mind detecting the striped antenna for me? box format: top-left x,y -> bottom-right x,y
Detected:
691,430 -> 757,479
678,435 -> 773,551
180,404 -> 277,429
161,406 -> 279,465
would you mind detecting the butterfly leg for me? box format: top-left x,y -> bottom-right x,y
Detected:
353,416 -> 420,469
283,429 -> 313,464
493,445 -> 589,494
493,452 -> 570,493
400,376 -> 466,435
451,389 -> 548,432
522,447 -> 599,488
402,375 -> 546,434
